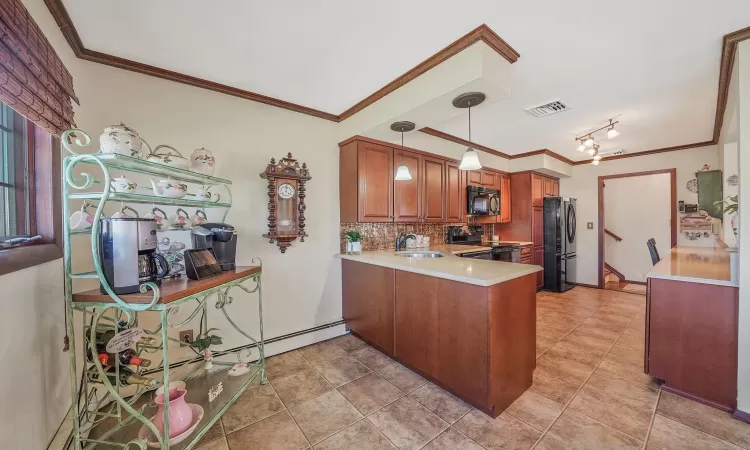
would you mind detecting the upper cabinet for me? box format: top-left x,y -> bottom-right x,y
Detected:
340,139 -> 394,223
531,174 -> 545,207
445,161 -> 465,223
393,150 -> 422,223
422,156 -> 446,222
499,173 -> 511,224
467,169 -> 498,187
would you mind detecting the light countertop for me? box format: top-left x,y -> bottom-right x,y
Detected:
335,244 -> 542,287
646,246 -> 738,287
482,240 -> 534,246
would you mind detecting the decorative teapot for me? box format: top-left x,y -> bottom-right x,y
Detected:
194,187 -> 220,203
190,148 -> 215,176
100,123 -> 148,157
149,179 -> 188,198
147,145 -> 190,170
110,175 -> 137,193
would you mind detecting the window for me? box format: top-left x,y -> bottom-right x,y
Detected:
0,103 -> 32,240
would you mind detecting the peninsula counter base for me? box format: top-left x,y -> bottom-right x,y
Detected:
342,259 -> 536,417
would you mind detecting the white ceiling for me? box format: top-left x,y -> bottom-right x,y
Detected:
63,0 -> 750,161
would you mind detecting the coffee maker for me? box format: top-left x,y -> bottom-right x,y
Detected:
191,223 -> 237,270
99,218 -> 169,295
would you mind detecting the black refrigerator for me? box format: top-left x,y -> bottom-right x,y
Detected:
543,197 -> 577,292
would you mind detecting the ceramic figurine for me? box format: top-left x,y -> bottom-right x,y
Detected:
190,147 -> 215,176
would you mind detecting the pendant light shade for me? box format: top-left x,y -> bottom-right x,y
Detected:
452,92 -> 486,171
395,163 -> 412,180
391,121 -> 416,181
459,148 -> 482,170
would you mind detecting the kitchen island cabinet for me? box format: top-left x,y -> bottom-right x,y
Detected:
338,248 -> 541,416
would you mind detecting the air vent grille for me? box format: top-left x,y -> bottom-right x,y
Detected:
599,149 -> 626,157
525,100 -> 570,117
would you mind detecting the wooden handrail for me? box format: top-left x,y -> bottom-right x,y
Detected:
604,263 -> 625,281
605,229 -> 623,242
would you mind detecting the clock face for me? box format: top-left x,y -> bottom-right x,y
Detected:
278,183 -> 295,199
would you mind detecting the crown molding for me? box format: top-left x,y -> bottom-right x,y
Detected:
420,127 -> 512,158
510,148 -> 575,165
713,25 -> 750,142
43,0 -> 520,123
571,140 -> 715,165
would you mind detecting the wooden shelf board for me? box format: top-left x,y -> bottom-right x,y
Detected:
72,266 -> 261,304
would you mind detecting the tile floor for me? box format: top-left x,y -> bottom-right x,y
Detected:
196,287 -> 750,450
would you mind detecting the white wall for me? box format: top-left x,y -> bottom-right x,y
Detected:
603,173 -> 672,282
561,145 -> 719,286
735,39 -> 750,413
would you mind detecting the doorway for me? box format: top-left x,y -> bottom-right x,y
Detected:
598,169 -> 677,291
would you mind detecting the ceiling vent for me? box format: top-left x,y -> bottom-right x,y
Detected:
524,100 -> 570,117
599,149 -> 626,157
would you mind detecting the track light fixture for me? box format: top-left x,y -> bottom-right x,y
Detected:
574,117 -> 621,166
606,119 -> 619,139
576,139 -> 586,152
583,136 -> 594,148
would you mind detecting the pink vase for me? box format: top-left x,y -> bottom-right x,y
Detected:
152,388 -> 193,438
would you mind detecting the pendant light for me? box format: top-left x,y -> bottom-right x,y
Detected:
452,92 -> 485,171
391,121 -> 416,181
606,119 -> 619,139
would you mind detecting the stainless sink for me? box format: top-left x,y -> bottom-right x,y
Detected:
394,251 -> 444,258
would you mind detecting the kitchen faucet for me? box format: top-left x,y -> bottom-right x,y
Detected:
396,233 -> 416,251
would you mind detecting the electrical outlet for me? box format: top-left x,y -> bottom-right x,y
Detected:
179,330 -> 194,346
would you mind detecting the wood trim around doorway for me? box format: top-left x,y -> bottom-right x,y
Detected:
597,169 -> 677,288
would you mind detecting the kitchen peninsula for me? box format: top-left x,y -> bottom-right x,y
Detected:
337,246 -> 542,417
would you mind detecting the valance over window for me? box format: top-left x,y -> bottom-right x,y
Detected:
0,0 -> 77,136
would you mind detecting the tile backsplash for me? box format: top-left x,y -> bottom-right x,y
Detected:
340,222 -> 491,252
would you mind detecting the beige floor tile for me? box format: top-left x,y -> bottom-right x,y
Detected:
315,355 -> 372,387
376,362 -> 427,393
222,384 -> 286,433
536,351 -> 595,383
225,410 -> 308,450
331,333 -> 367,352
505,390 -> 564,431
350,346 -> 394,371
196,436 -> 229,450
289,390 -> 363,444
615,332 -> 645,351
299,341 -> 349,365
647,415 -> 743,450
195,421 -> 225,447
568,386 -> 653,440
529,368 -> 582,405
272,367 -> 334,408
313,419 -> 396,450
583,316 -> 629,332
547,409 -> 643,450
453,409 -> 541,450
338,373 -> 403,415
421,427 -> 484,450
367,397 -> 449,450
585,367 -> 658,410
534,436 -> 573,450
408,383 -> 472,424
266,351 -> 313,381
545,339 -> 606,367
605,344 -> 644,367
656,391 -> 750,448
561,332 -> 614,353
598,356 -> 660,388
568,323 -> 621,345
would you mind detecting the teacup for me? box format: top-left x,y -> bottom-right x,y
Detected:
143,207 -> 170,231
195,188 -> 220,203
169,208 -> 191,230
111,205 -> 139,219
192,209 -> 208,227
110,176 -> 137,193
70,202 -> 95,231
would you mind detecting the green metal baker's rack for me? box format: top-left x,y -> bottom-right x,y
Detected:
61,128 -> 266,449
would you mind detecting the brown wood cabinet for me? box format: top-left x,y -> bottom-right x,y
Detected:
468,170 -> 483,186
445,161 -> 465,222
422,156 -> 446,222
393,150 -> 421,222
342,260 -> 395,355
340,140 -> 394,223
467,169 -> 498,187
646,277 -> 739,411
497,171 -> 560,289
499,173 -> 511,224
342,258 -> 537,416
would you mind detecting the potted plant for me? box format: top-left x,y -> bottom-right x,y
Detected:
190,328 -> 222,370
344,231 -> 363,254
715,195 -> 739,243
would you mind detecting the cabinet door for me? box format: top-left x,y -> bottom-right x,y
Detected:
422,156 -> 446,222
482,170 -> 497,187
357,143 -> 394,222
393,150 -> 422,223
499,173 -> 511,224
543,178 -> 554,197
342,260 -> 395,355
532,206 -> 544,247
534,246 -> 544,288
531,175 -> 544,207
395,271 -> 439,375
468,170 -> 482,186
552,180 -> 560,196
445,161 -> 465,222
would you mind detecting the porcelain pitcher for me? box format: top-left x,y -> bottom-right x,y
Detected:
152,388 -> 193,438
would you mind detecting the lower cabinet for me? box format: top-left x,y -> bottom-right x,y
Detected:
342,260 -> 394,355
342,259 -> 537,416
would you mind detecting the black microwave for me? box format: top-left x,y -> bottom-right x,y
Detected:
467,186 -> 500,216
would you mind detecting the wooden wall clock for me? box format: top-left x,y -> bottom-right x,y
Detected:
260,153 -> 311,253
